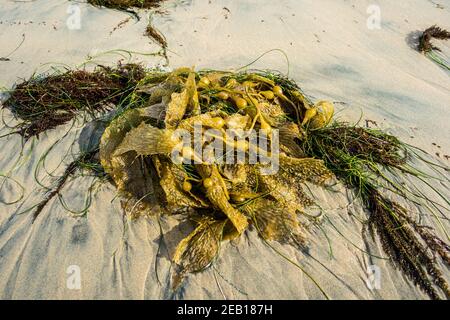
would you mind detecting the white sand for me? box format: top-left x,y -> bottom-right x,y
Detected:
0,0 -> 449,299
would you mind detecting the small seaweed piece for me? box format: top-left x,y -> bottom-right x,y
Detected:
31,151 -> 102,221
145,21 -> 167,49
0,33 -> 25,62
419,25 -> 450,53
144,16 -> 168,64
417,25 -> 450,70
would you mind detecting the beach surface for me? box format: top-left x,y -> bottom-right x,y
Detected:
0,0 -> 449,299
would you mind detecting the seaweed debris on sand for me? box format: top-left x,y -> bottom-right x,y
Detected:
417,25 -> 450,70
145,21 -> 167,49
2,63 -> 145,139
88,0 -> 164,10
88,0 -> 166,21
2,65 -> 449,299
87,1 -> 168,56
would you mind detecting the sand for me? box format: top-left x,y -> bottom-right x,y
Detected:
0,0 -> 449,299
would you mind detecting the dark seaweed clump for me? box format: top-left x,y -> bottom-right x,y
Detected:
88,0 -> 164,10
3,63 -> 145,139
419,25 -> 450,53
301,123 -> 450,299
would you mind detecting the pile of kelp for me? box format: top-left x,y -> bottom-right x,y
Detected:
2,65 -> 449,299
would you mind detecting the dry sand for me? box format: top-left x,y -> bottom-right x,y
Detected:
0,0 -> 449,299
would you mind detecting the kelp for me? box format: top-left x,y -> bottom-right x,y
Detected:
195,164 -> 249,236
172,217 -> 227,288
101,69 -> 450,297
96,68 -> 339,290
99,108 -> 162,217
3,65 -> 449,299
243,198 -> 306,246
